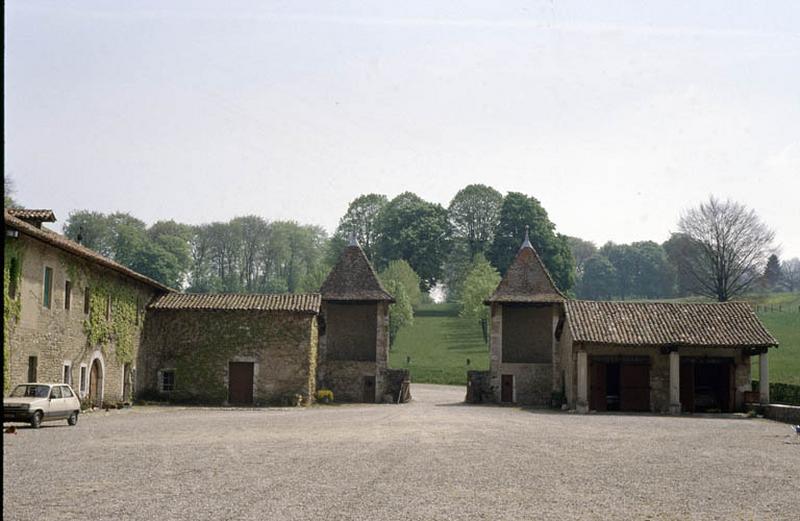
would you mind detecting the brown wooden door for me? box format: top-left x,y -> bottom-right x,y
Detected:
501,374 -> 513,403
363,375 -> 376,403
680,360 -> 695,413
590,362 -> 607,411
89,359 -> 101,406
620,364 -> 650,412
228,362 -> 254,405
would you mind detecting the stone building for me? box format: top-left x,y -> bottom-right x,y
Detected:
138,293 -> 320,405
478,232 -> 779,413
4,209 -> 170,405
318,237 -> 398,402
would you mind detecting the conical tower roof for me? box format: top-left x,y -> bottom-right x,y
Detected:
320,237 -> 395,302
485,228 -> 565,303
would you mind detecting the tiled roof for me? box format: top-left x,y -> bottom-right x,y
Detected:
320,243 -> 394,302
4,210 -> 172,292
486,241 -> 565,303
7,208 -> 57,222
148,293 -> 321,313
566,301 -> 778,348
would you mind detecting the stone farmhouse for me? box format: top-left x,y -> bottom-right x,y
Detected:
4,209 -> 407,406
476,231 -> 778,413
4,209 -> 170,406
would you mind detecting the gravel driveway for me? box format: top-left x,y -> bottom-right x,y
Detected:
4,384 -> 799,520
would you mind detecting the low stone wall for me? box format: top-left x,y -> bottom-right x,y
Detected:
384,368 -> 411,403
764,404 -> 800,425
466,370 -> 492,403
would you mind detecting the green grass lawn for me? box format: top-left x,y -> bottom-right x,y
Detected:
390,293 -> 799,387
388,303 -> 489,385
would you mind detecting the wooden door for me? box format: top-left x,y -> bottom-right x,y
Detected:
590,362 -> 607,411
363,375 -> 376,403
89,359 -> 101,407
501,374 -> 513,403
228,362 -> 254,405
680,360 -> 695,413
619,364 -> 650,412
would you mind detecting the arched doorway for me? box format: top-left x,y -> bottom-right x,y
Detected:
89,359 -> 103,407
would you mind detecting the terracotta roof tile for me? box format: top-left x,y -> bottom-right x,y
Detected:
320,243 -> 394,302
148,293 -> 321,313
566,300 -> 778,348
486,242 -> 565,303
4,210 -> 172,292
7,208 -> 57,222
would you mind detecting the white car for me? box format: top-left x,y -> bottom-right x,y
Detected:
3,383 -> 81,428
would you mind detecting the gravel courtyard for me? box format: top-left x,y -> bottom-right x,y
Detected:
4,384 -> 799,520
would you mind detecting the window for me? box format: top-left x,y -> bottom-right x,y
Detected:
64,280 -> 72,310
84,287 -> 91,314
62,386 -> 74,398
80,364 -> 88,394
28,356 -> 38,382
43,267 -> 53,309
50,386 -> 62,399
63,362 -> 72,385
8,257 -> 19,299
160,370 -> 175,392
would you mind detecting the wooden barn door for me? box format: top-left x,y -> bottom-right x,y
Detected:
619,363 -> 650,412
228,362 -> 254,405
590,361 -> 607,411
89,359 -> 102,407
363,375 -> 376,403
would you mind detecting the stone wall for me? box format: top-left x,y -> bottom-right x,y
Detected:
6,234 -> 159,405
488,303 -> 561,405
139,309 -> 317,405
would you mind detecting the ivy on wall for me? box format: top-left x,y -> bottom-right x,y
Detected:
63,258 -> 142,365
3,238 -> 25,392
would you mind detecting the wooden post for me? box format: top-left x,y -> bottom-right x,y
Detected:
759,352 -> 770,404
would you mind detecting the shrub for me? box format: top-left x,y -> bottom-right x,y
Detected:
316,389 -> 334,404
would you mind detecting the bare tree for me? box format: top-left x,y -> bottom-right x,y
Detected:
678,196 -> 775,301
781,257 -> 800,292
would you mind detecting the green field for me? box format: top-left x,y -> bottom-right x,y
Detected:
390,293 -> 799,386
388,303 -> 489,385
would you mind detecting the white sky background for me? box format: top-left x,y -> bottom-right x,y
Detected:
5,1 -> 800,258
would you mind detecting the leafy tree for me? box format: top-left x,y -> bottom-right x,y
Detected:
577,255 -> 617,300
332,194 -> 388,263
4,177 -> 18,208
781,258 -> 800,292
64,211 -> 115,257
763,254 -> 782,289
374,192 -> 450,290
678,196 -> 775,301
488,192 -> 574,291
382,279 -> 413,347
447,184 -> 502,258
663,233 -> 702,297
380,260 -> 423,309
441,241 -> 473,303
459,254 -> 501,344
566,236 -> 597,277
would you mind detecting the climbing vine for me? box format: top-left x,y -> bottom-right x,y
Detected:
3,238 -> 25,392
63,257 -> 142,365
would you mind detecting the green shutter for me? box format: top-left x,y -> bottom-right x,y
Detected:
43,267 -> 53,308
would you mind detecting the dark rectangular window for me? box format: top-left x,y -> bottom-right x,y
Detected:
63,364 -> 71,384
161,370 -> 175,392
28,356 -> 38,382
64,280 -> 72,310
43,267 -> 53,309
84,287 -> 91,314
8,257 -> 19,299
80,366 -> 87,393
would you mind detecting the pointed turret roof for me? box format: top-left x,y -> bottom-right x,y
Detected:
320,238 -> 395,302
485,229 -> 565,303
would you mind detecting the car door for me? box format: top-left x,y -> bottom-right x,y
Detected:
61,385 -> 79,414
48,385 -> 63,419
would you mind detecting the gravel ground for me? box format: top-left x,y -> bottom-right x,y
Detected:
4,384 -> 799,521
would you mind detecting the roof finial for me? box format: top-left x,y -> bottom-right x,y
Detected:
348,230 -> 359,247
521,225 -> 532,250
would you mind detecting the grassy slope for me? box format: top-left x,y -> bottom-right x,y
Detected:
388,303 -> 489,385
389,293 -> 799,387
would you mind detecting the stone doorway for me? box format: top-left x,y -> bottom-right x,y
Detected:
89,359 -> 103,407
228,362 -> 254,405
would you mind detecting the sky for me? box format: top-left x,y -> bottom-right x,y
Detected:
5,1 -> 800,258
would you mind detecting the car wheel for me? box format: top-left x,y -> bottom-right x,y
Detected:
67,411 -> 79,426
30,411 -> 43,429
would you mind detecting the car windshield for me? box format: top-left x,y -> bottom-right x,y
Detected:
9,385 -> 51,398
